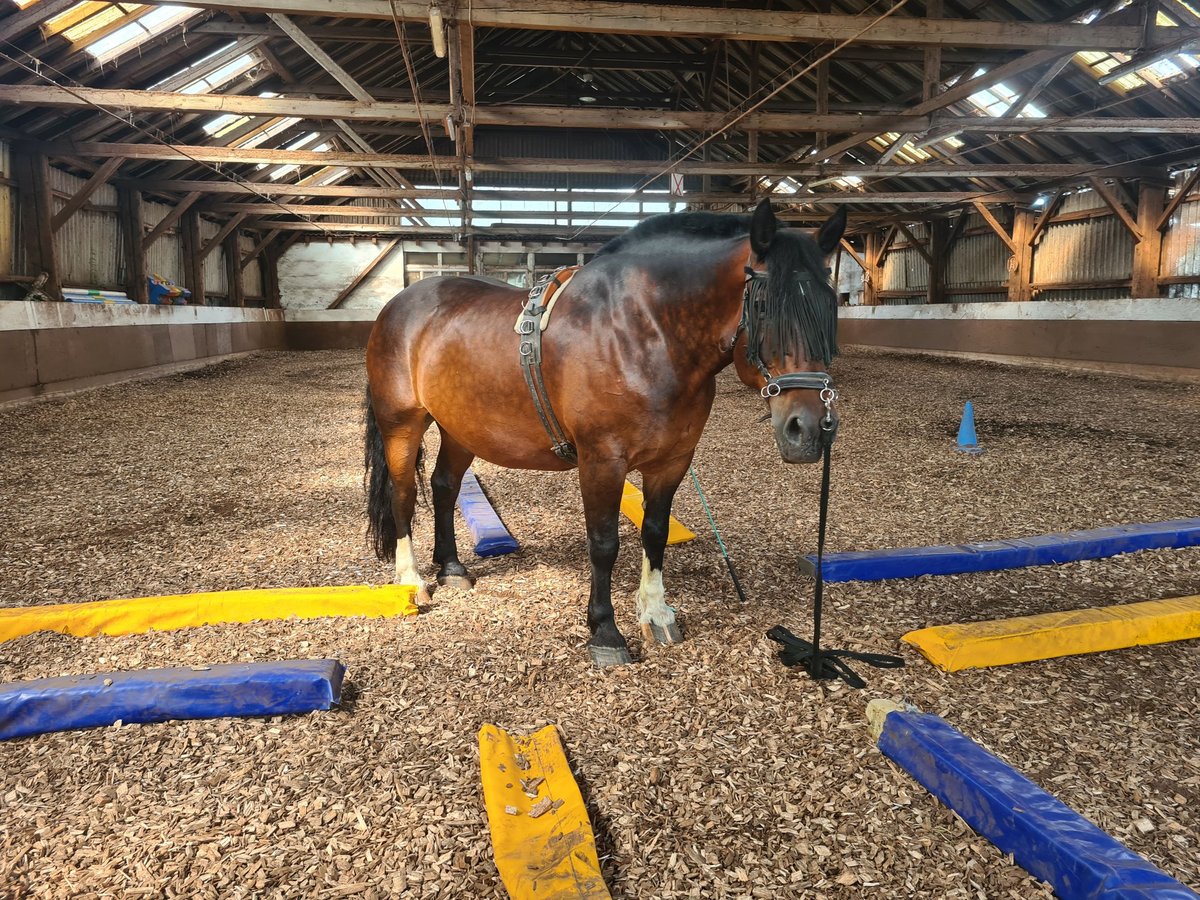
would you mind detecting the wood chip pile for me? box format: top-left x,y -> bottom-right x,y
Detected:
0,348 -> 1196,898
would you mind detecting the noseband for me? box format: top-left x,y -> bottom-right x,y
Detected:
740,267 -> 838,432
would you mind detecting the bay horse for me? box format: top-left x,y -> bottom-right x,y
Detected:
363,199 -> 846,665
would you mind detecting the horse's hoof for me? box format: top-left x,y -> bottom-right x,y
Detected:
415,586 -> 433,606
642,621 -> 684,645
437,573 -> 474,591
589,645 -> 633,667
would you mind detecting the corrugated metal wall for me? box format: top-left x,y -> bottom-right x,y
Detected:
144,198 -> 184,286
881,222 -> 929,297
201,218 -> 227,298
1161,168 -> 1200,299
1033,188 -> 1133,301
946,211 -> 1008,296
49,167 -> 124,290
239,232 -> 263,300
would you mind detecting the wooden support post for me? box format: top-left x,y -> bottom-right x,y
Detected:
863,231 -> 880,306
262,240 -> 282,309
925,218 -> 949,305
181,208 -> 206,306
1133,180 -> 1167,298
13,146 -> 61,300
1008,207 -> 1034,302
117,186 -> 148,303
329,239 -> 399,309
51,156 -> 123,233
923,0 -> 943,101
223,228 -> 244,308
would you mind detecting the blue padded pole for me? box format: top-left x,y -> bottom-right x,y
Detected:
0,660 -> 345,741
802,518 -> 1200,582
873,704 -> 1199,900
457,469 -> 519,558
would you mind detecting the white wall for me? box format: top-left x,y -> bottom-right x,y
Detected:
278,240 -> 405,310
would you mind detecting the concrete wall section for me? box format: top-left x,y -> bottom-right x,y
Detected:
0,302 -> 285,404
283,308 -> 378,349
840,298 -> 1200,377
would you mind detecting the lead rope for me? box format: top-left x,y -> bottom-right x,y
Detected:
767,434 -> 905,688
689,466 -> 747,603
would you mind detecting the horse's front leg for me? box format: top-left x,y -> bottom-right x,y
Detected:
430,428 -> 476,590
578,453 -> 631,666
637,456 -> 691,645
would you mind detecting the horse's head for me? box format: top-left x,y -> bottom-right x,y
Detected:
733,199 -> 846,464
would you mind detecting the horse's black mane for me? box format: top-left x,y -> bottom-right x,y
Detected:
595,209 -> 839,367
594,211 -> 751,257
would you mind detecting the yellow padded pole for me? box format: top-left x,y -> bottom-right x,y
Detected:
620,481 -> 696,545
902,594 -> 1200,672
0,584 -> 418,645
479,724 -> 611,900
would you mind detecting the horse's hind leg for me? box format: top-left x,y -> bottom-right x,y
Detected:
578,452 -> 632,666
381,414 -> 434,604
637,455 -> 692,645
431,428 -> 475,590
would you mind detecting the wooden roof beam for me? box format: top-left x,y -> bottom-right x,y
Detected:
132,0 -> 1172,50
37,141 -> 1166,180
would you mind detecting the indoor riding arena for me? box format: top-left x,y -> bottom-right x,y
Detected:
1,2 -> 1199,899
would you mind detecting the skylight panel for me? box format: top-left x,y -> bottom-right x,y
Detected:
87,5 -> 199,63
59,3 -> 135,42
233,117 -> 302,149
963,78 -> 1044,118
202,113 -> 251,137
179,51 -> 259,94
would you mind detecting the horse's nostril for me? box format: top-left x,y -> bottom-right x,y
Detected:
786,415 -> 803,442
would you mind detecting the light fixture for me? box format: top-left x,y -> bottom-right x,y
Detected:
577,72 -> 596,104
429,4 -> 446,59
444,114 -> 457,142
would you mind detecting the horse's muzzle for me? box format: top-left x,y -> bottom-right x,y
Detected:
774,407 -> 836,464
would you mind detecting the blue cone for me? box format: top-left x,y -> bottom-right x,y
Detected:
956,401 -> 984,454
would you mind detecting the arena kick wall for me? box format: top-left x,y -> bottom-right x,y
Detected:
5,296 -> 1198,406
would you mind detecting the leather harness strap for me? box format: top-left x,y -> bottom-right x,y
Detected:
517,267 -> 580,463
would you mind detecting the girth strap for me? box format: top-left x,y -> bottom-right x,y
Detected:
518,269 -> 578,463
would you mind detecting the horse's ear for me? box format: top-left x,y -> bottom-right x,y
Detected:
750,198 -> 776,258
817,207 -> 847,255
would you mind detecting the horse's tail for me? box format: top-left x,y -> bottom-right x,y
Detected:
364,388 -> 397,562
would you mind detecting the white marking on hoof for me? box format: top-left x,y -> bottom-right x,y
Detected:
637,555 -> 676,627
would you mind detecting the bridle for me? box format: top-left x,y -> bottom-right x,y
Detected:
738,266 -> 839,434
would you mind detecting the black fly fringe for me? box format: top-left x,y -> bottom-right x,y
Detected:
744,266 -> 838,369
